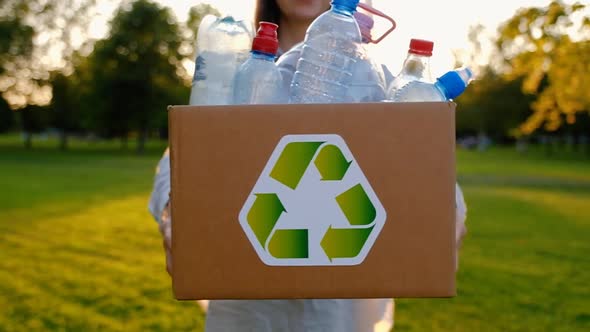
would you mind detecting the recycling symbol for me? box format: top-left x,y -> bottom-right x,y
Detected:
238,135 -> 387,266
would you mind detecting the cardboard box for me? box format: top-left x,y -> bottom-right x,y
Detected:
169,102 -> 456,300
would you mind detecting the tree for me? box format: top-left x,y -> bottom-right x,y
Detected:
0,96 -> 15,133
0,4 -> 34,108
18,105 -> 51,149
49,71 -> 80,150
455,68 -> 535,141
496,1 -> 590,135
84,0 -> 188,153
0,16 -> 33,75
453,25 -> 535,141
0,0 -> 96,109
186,4 -> 221,59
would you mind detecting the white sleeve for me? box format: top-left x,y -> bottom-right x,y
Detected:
456,182 -> 467,234
148,148 -> 171,224
455,182 -> 468,269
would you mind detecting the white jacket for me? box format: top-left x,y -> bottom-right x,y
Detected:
149,148 -> 467,332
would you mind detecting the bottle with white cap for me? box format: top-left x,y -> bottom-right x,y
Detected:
233,22 -> 286,104
391,67 -> 473,102
386,39 -> 434,100
189,16 -> 252,105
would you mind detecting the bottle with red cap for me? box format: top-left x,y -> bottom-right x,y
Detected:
386,39 -> 434,100
233,22 -> 286,104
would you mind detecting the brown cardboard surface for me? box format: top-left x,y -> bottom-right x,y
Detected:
169,102 -> 456,300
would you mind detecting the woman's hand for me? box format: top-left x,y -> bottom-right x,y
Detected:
159,202 -> 173,276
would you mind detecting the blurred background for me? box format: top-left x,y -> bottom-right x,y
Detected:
0,0 -> 589,331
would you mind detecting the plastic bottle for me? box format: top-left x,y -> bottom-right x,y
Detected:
233,22 -> 285,104
289,0 -> 362,104
386,39 -> 434,100
349,11 -> 386,102
392,67 -> 473,102
276,42 -> 303,97
189,16 -> 252,105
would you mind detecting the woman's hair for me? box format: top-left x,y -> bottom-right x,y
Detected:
254,0 -> 282,33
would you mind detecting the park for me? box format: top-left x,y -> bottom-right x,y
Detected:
1,0 -> 589,331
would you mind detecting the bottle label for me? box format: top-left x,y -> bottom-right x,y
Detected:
193,55 -> 207,82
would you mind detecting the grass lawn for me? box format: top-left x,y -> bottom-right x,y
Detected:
1,136 -> 589,331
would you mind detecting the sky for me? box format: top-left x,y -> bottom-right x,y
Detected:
66,0 -> 590,77
146,0 -> 561,77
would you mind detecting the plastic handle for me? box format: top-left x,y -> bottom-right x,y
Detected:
357,3 -> 396,44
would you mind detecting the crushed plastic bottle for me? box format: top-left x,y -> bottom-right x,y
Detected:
289,0 -> 362,104
233,22 -> 285,104
386,39 -> 434,100
189,15 -> 252,105
392,67 -> 473,102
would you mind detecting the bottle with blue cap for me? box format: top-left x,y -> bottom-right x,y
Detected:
289,0 -> 362,104
391,67 -> 473,102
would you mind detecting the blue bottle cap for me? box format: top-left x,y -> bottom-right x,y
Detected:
332,0 -> 360,12
437,71 -> 467,100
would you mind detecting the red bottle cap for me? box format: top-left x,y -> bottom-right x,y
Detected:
409,39 -> 434,56
252,22 -> 279,55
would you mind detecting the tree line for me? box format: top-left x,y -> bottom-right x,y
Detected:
0,0 -> 218,152
0,0 -> 588,152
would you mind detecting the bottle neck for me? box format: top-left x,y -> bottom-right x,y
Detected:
251,50 -> 276,61
332,4 -> 356,17
400,53 -> 432,81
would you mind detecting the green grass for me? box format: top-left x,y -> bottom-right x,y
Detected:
394,148 -> 590,332
1,136 -> 589,331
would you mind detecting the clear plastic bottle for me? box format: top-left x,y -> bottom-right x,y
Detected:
392,67 -> 473,102
289,0 -> 362,104
349,11 -> 386,102
386,39 -> 434,100
189,16 -> 252,105
276,42 -> 303,96
233,22 -> 285,104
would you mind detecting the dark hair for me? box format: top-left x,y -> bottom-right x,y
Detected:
254,0 -> 281,34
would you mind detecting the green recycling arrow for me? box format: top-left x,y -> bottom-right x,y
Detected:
314,145 -> 353,181
270,141 -> 324,190
247,193 -> 286,247
241,135 -> 385,265
268,229 -> 309,259
320,184 -> 377,260
321,225 -> 374,260
336,184 -> 376,226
